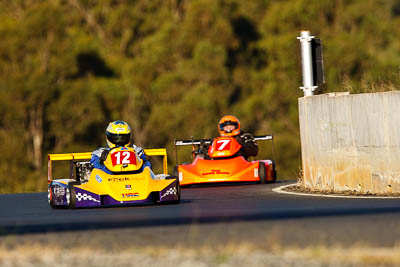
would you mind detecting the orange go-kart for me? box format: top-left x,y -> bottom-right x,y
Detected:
173,135 -> 276,186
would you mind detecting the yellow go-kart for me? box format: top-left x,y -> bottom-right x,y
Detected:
48,147 -> 180,208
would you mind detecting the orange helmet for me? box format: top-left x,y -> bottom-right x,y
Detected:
218,115 -> 241,137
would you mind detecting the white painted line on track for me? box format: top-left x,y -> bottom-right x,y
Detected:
273,183 -> 400,199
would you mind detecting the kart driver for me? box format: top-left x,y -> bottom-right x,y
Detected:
196,115 -> 258,160
218,115 -> 258,159
91,120 -> 151,173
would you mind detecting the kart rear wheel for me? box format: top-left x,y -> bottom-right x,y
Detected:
48,186 -> 59,209
258,162 -> 266,184
66,183 -> 77,209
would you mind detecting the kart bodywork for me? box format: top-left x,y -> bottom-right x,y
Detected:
174,135 -> 276,186
48,147 -> 180,208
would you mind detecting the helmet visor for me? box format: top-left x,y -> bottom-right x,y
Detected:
106,133 -> 131,147
219,121 -> 239,133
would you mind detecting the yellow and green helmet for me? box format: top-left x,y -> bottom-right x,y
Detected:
105,120 -> 132,148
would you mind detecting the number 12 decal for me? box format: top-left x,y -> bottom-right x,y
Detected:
111,151 -> 136,166
216,139 -> 231,151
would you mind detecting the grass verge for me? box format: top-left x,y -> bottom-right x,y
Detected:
1,242 -> 400,267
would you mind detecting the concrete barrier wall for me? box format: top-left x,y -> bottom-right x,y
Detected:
298,91 -> 400,193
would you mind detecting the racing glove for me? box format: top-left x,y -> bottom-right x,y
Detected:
237,133 -> 254,145
236,136 -> 245,145
99,149 -> 110,164
241,133 -> 255,143
136,147 -> 144,158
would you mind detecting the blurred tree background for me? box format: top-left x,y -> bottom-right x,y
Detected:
0,0 -> 399,193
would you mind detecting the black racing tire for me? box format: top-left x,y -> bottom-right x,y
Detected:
48,184 -> 66,209
166,175 -> 181,204
66,183 -> 77,209
173,165 -> 179,177
48,186 -> 58,209
258,162 -> 267,184
269,160 -> 277,183
151,192 -> 160,204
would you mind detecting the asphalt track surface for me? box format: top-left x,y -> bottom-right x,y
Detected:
1,180 -> 400,248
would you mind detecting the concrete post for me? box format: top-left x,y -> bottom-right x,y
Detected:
297,31 -> 318,96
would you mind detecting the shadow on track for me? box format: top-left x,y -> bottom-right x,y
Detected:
3,205 -> 400,236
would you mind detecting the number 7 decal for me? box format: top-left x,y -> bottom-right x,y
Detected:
216,139 -> 231,151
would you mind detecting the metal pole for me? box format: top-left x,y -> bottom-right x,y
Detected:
297,31 -> 317,96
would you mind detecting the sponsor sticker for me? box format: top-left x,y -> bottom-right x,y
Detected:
96,175 -> 102,183
131,177 -> 145,181
108,177 -> 145,182
202,169 -> 229,176
53,185 -> 65,197
254,168 -> 259,177
161,188 -> 177,199
125,184 -> 132,190
76,192 -> 100,203
108,177 -> 130,182
122,192 -> 139,198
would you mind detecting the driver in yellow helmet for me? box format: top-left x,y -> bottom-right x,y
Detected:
91,120 -> 151,173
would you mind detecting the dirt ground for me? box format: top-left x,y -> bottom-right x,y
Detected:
1,230 -> 400,267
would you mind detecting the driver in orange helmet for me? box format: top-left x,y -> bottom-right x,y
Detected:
195,115 -> 258,160
217,115 -> 258,160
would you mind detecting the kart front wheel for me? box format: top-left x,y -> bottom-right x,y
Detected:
173,166 -> 179,177
269,160 -> 277,183
258,162 -> 266,184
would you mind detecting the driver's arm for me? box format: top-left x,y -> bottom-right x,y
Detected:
238,133 -> 258,157
91,147 -> 110,166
